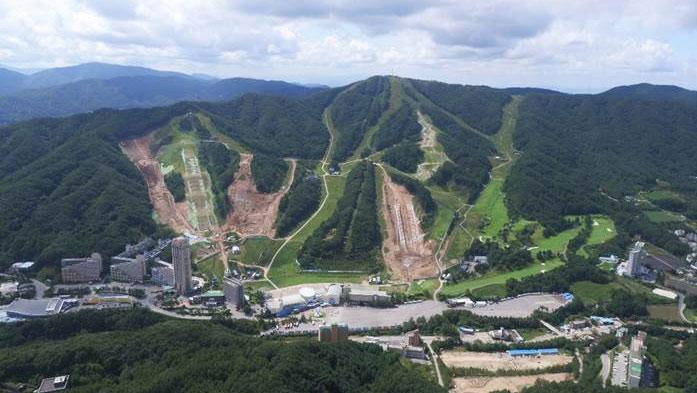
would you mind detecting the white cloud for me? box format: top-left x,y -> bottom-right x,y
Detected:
0,0 -> 695,90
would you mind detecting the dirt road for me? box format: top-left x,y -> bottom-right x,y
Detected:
226,154 -> 295,238
121,135 -> 193,234
380,165 -> 438,282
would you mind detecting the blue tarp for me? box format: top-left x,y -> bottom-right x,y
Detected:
507,348 -> 559,356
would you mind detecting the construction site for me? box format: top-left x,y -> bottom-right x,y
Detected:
452,373 -> 573,393
181,147 -> 217,232
225,154 -> 295,238
381,170 -> 438,282
121,134 -> 193,234
440,350 -> 572,371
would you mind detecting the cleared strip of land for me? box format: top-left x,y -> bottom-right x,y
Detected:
226,154 -> 295,238
121,134 -> 193,234
380,166 -> 438,282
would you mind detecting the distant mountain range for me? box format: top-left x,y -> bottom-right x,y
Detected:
0,62 -> 325,124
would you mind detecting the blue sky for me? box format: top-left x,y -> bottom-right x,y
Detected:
0,0 -> 696,92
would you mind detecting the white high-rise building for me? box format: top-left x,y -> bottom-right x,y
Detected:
172,237 -> 192,295
625,242 -> 646,277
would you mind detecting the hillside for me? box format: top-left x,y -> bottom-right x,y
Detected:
1,74 -> 696,287
0,68 -> 25,96
0,94 -> 327,270
601,83 -> 697,104
0,310 -> 444,393
0,75 -> 323,125
506,93 -> 697,221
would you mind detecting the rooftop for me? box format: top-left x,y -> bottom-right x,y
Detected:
38,375 -> 69,392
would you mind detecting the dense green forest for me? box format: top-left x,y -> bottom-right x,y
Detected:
388,170 -> 437,231
329,77 -> 390,164
198,142 -> 240,219
251,154 -> 289,193
371,104 -> 422,151
505,94 -> 697,224
409,79 -> 511,134
164,171 -> 185,202
0,105 -> 187,269
382,142 -> 424,173
0,310 -> 443,393
298,161 -> 382,271
276,161 -> 322,237
202,94 -> 328,159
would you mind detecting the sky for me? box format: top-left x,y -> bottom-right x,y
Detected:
0,0 -> 696,92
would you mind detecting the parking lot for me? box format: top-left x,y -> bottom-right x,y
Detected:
611,350 -> 628,387
469,294 -> 567,318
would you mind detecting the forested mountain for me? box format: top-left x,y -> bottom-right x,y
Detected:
0,75 -> 324,125
0,310 -> 444,393
0,94 -> 327,269
0,67 -> 25,96
602,83 -> 697,103
2,73 -> 696,271
505,93 -> 697,224
18,62 -> 192,90
299,161 -> 382,271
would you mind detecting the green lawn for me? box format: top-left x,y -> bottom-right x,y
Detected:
236,237 -> 284,267
570,281 -> 621,304
441,258 -> 563,297
571,277 -> 674,305
644,210 -> 685,223
578,216 -> 616,256
684,308 -> 697,322
243,280 -> 274,292
268,175 -> 368,287
196,255 -> 225,289
408,279 -> 438,297
647,304 -> 683,322
473,176 -> 509,239
471,283 -> 507,299
533,225 -> 583,254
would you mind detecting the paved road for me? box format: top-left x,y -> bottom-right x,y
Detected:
678,294 -> 690,323
426,341 -> 444,387
31,279 -> 48,299
600,353 -> 610,387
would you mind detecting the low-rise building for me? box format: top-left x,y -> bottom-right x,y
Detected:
38,375 -> 70,392
110,255 -> 146,283
4,298 -> 77,319
9,261 -> 35,274
629,331 -> 647,388
346,287 -> 391,305
325,284 -> 342,305
61,253 -> 102,283
151,265 -> 175,287
318,323 -> 349,342
195,290 -> 226,307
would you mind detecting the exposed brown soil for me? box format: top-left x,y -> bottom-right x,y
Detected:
225,154 -> 295,238
381,168 -> 438,282
121,134 -> 193,234
441,351 -> 572,371
452,373 -> 572,393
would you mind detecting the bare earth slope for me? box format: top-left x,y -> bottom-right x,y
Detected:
226,154 -> 295,237
381,169 -> 437,281
121,134 -> 193,234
